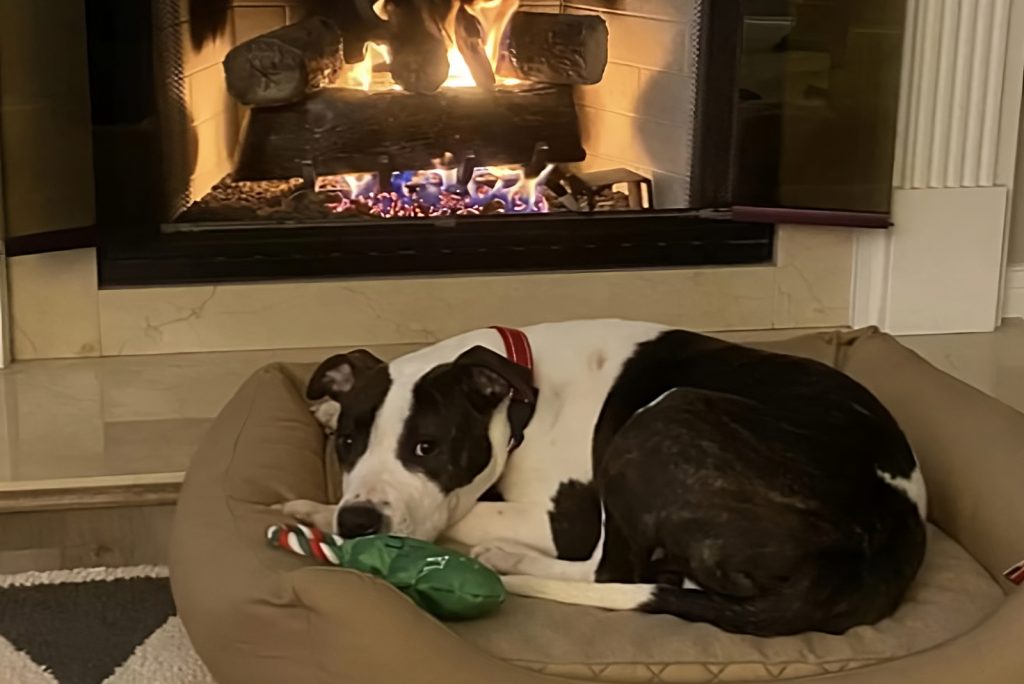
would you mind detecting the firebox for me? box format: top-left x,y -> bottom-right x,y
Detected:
70,0 -> 905,286
188,3 -> 613,222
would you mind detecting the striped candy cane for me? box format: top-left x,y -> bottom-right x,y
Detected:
267,524 -> 346,565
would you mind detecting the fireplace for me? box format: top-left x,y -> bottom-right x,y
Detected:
67,0 -> 904,285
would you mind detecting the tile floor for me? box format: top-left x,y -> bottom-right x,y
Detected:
1,322 -> 1022,491
898,317 -> 1024,412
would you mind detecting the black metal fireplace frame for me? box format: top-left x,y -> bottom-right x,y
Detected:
98,210 -> 774,287
71,0 -> 780,288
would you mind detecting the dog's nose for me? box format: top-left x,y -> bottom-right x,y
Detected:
336,503 -> 385,538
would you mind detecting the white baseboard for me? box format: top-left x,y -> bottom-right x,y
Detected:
1005,264 -> 1024,319
883,187 -> 1008,335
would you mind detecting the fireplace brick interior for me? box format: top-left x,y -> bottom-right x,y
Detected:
572,1 -> 696,208
176,2 -> 301,204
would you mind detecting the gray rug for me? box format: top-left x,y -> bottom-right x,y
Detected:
0,566 -> 214,684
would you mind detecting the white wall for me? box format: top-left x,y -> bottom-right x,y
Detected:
856,0 -> 1024,334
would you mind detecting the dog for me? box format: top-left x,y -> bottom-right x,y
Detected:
280,319 -> 927,636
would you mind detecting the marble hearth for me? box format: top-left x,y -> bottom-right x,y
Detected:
7,226 -> 854,360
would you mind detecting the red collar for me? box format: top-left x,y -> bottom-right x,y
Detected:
490,326 -> 535,451
491,326 -> 534,376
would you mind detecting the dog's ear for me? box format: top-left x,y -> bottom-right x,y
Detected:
454,346 -> 537,411
306,349 -> 386,401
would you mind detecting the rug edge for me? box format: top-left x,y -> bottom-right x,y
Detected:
0,565 -> 169,589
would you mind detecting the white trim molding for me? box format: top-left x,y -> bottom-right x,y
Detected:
1005,264 -> 1024,319
850,229 -> 892,330
0,130 -> 8,368
852,0 -> 1024,334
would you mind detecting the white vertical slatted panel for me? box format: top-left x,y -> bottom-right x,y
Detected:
946,0 -> 977,187
978,0 -> 1010,186
962,0 -> 995,187
892,0 -> 917,187
929,0 -> 960,187
896,0 -> 1007,190
911,0 -> 942,188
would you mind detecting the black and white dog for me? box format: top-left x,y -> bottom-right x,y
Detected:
281,319 -> 927,636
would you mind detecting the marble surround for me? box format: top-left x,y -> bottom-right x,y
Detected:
3,318 -> 1024,493
8,227 -> 855,360
9,249 -> 101,360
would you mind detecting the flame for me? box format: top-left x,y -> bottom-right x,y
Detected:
344,41 -> 393,91
338,0 -> 521,92
443,47 -> 479,89
319,161 -> 554,218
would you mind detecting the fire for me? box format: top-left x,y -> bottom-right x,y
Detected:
338,0 -> 521,92
346,41 -> 393,91
317,162 -> 555,218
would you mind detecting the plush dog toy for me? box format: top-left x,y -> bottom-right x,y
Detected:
266,524 -> 506,620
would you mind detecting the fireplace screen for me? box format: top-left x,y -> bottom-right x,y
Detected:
158,0 -> 697,226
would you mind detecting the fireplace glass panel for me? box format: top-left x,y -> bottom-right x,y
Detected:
731,0 -> 906,214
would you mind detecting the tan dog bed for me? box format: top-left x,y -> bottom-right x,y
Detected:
170,328 -> 1024,684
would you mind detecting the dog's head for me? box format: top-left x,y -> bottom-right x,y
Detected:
307,345 -> 536,541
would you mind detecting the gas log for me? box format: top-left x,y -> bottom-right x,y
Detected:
223,16 -> 344,107
385,0 -> 451,93
233,84 -> 585,181
455,4 -> 495,90
498,12 -> 609,85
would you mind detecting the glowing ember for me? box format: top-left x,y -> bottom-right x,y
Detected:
318,163 -> 554,218
338,0 -> 521,92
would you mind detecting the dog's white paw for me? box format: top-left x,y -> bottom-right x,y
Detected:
277,499 -> 336,532
470,542 -> 537,575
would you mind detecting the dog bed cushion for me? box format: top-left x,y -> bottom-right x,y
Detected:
170,330 -> 1017,684
449,525 -> 1000,681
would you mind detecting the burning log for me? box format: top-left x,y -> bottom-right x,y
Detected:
233,84 -> 585,181
385,0 -> 451,94
223,16 -> 343,107
455,4 -> 496,90
498,12 -> 609,85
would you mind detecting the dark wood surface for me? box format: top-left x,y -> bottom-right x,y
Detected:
233,84 -> 584,180
224,16 -> 343,107
498,12 -> 609,85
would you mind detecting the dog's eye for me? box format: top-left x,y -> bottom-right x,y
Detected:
339,435 -> 354,448
414,441 -> 436,457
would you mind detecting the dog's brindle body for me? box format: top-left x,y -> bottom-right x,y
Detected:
290,319 -> 927,636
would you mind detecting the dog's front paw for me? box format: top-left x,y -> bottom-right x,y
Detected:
277,499 -> 336,532
470,542 -> 536,575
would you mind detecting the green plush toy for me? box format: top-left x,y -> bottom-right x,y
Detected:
266,524 -> 506,620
